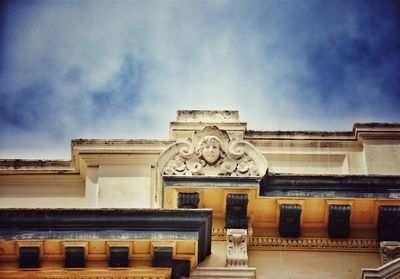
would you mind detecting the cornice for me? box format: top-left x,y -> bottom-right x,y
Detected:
245,122 -> 400,141
0,140 -> 171,175
260,173 -> 400,198
0,208 -> 212,262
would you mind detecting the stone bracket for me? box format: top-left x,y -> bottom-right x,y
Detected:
153,246 -> 173,267
19,246 -> 40,269
279,204 -> 302,237
226,228 -> 248,267
65,246 -> 85,268
109,246 -> 129,267
378,205 -> 400,241
172,259 -> 191,279
178,192 -> 199,208
328,204 -> 351,238
226,194 -> 248,229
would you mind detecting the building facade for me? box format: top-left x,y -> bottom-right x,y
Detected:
0,110 -> 399,279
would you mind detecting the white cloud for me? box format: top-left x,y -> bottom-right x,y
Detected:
0,1 -> 399,159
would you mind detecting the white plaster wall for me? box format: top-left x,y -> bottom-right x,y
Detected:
265,153 -> 349,174
0,175 -> 86,208
85,167 -> 99,207
200,241 -> 380,279
97,164 -> 151,208
0,197 -> 86,208
347,152 -> 367,174
363,141 -> 400,174
249,250 -> 380,279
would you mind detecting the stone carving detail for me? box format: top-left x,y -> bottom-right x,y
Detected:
226,229 -> 248,267
215,230 -> 379,251
161,126 -> 267,176
249,237 -> 379,251
212,228 -> 227,240
380,241 -> 400,265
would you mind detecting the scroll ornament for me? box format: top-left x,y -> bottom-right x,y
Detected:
226,229 -> 248,267
163,136 -> 260,176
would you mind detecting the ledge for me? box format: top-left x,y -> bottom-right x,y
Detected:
163,175 -> 261,187
0,208 -> 212,262
260,174 -> 400,198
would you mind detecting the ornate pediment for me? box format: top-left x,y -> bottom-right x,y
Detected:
158,126 -> 268,177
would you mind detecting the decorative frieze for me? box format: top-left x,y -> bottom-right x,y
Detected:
213,231 -> 379,251
226,194 -> 248,229
159,126 -> 268,177
212,227 -> 227,240
380,241 -> 400,265
328,204 -> 351,239
226,229 -> 248,267
378,205 -> 400,241
178,192 -> 199,208
249,237 -> 379,251
279,204 -> 302,237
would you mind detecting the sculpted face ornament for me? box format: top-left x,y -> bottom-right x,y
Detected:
198,136 -> 222,165
161,126 -> 266,176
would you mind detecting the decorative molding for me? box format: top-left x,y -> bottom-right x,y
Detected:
212,232 -> 380,251
159,126 -> 267,177
226,229 -> 248,267
0,268 -> 172,279
178,192 -> 199,208
212,228 -> 227,240
328,204 -> 351,239
226,194 -> 248,229
380,241 -> 400,265
190,267 -> 256,279
279,204 -> 302,237
249,237 -> 379,251
362,257 -> 400,279
378,205 -> 400,241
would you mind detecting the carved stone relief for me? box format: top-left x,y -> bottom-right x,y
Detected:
226,229 -> 248,268
380,241 -> 400,265
159,126 -> 268,177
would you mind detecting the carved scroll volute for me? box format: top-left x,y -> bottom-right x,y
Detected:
158,126 -> 268,177
380,241 -> 400,265
226,229 -> 248,267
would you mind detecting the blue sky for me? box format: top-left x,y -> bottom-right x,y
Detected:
0,0 -> 399,159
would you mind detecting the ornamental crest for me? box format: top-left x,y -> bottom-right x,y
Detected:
159,126 -> 267,176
